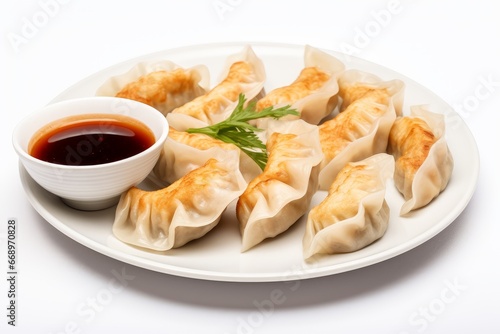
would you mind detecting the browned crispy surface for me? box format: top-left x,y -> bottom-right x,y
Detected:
318,98 -> 387,162
339,83 -> 390,109
256,67 -> 331,111
309,163 -> 375,230
127,159 -> 228,218
389,116 -> 437,177
172,61 -> 255,121
115,69 -> 199,106
236,133 -> 298,215
168,127 -> 237,151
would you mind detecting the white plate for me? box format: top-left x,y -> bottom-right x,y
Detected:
19,42 -> 479,282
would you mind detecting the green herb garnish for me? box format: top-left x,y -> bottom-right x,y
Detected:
186,94 -> 299,170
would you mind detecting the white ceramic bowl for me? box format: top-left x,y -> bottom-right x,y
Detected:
13,97 -> 169,211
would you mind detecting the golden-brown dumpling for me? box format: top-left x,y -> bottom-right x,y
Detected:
153,126 -> 260,185
256,67 -> 331,111
388,105 -> 454,215
255,45 -> 345,125
338,69 -> 405,116
317,96 -> 396,189
171,46 -> 266,124
113,156 -> 247,251
96,60 -> 210,115
303,153 -> 394,260
236,120 -> 323,252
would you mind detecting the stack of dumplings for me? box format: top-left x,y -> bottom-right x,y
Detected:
98,45 -> 454,261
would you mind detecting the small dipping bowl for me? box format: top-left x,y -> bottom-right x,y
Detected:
12,97 -> 169,211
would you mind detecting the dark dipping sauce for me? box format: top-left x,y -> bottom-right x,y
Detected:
29,114 -> 155,166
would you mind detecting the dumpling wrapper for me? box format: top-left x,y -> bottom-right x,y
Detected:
255,45 -> 345,125
95,60 -> 210,115
236,119 -> 324,252
388,105 -> 454,215
318,97 -> 397,190
171,45 -> 266,124
113,154 -> 247,251
338,69 -> 405,116
153,125 -> 261,185
303,153 -> 395,260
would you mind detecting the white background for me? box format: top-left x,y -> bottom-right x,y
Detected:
1,0 -> 499,333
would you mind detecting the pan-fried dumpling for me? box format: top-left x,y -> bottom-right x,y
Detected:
318,96 -> 396,190
255,45 -> 345,125
96,60 -> 210,115
303,153 -> 394,260
388,105 -> 454,215
171,45 -> 266,124
338,69 -> 405,116
153,127 -> 234,184
236,120 -> 324,252
113,155 -> 247,251
153,126 -> 260,185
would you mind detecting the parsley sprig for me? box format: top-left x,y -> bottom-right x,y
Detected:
186,94 -> 299,170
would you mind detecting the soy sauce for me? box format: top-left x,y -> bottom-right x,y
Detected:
29,114 -> 155,166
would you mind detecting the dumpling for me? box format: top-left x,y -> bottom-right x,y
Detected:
171,45 -> 266,124
388,105 -> 454,215
112,154 -> 247,251
338,69 -> 405,116
153,127 -> 235,184
236,119 -> 324,252
303,153 -> 394,260
255,45 -> 345,125
153,126 -> 261,185
95,60 -> 210,115
317,96 -> 396,190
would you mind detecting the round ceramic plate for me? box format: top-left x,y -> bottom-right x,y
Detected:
19,42 -> 479,282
